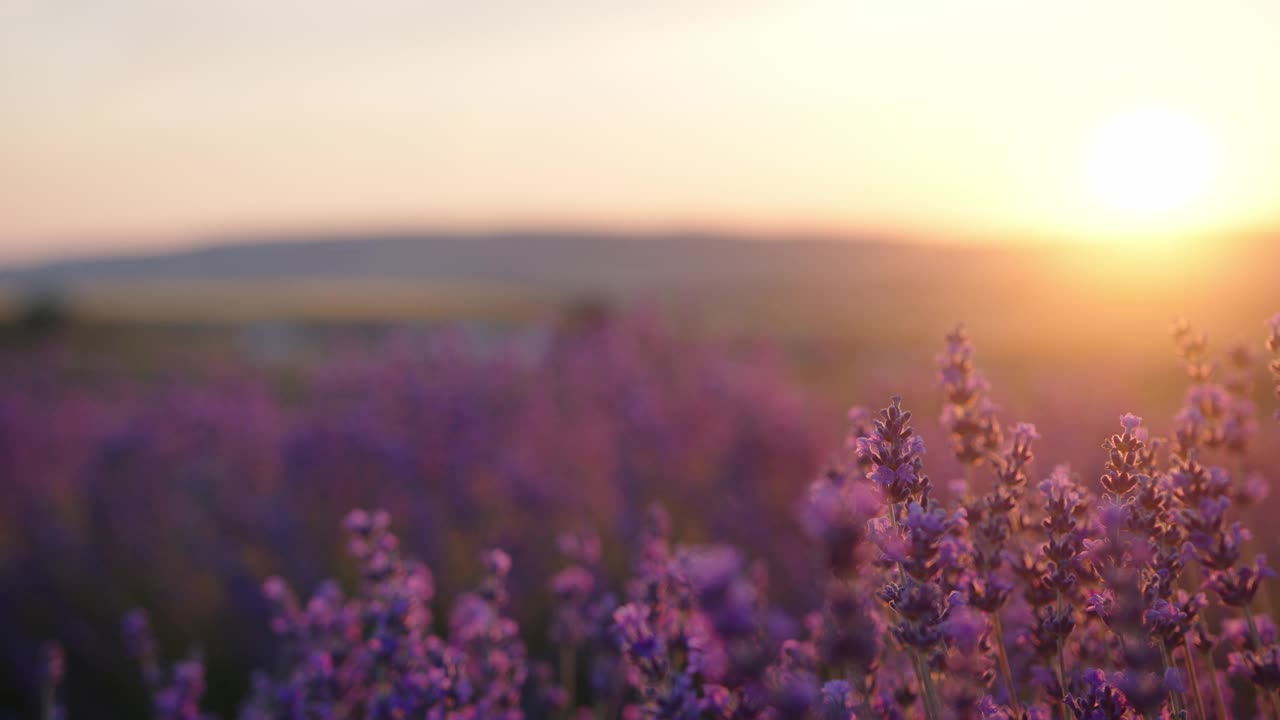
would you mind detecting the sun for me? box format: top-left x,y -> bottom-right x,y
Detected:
1081,108 -> 1220,215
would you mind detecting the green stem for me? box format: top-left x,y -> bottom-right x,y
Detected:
905,652 -> 932,720
1200,641 -> 1227,720
1181,638 -> 1208,720
1245,609 -> 1264,649
1055,646 -> 1070,720
992,611 -> 1023,717
1054,590 -> 1070,720
560,644 -> 577,719
920,661 -> 943,720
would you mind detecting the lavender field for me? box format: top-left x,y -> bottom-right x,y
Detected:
3,305 -> 1280,720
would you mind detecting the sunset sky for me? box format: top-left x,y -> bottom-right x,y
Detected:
3,1 -> 1279,263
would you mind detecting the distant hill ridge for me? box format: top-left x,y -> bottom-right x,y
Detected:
1,231 -> 1016,293
0,229 -> 1275,338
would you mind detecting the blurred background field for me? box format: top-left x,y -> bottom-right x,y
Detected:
1,230 -> 1278,716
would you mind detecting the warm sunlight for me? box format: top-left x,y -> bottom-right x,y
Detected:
6,3 -> 1280,257
1081,108 -> 1221,216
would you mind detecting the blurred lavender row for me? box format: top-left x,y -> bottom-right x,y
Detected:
5,312 -> 1280,718
0,314 -> 824,717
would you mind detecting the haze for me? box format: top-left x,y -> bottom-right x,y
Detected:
3,1 -> 1279,263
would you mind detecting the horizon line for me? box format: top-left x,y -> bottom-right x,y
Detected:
4,219 -> 1278,272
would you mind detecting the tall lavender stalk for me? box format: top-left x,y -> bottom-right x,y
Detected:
549,531 -> 618,717
1220,340 -> 1260,456
1037,464 -> 1088,720
1172,319 -> 1229,454
1169,413 -> 1235,720
966,422 -> 1039,716
800,444 -> 883,700
1125,412 -> 1206,720
1086,415 -> 1176,718
856,396 -> 956,720
938,325 -> 1002,469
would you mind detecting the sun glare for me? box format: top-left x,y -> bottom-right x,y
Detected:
1081,108 -> 1220,216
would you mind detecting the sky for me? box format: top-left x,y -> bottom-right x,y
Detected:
2,1 -> 1279,263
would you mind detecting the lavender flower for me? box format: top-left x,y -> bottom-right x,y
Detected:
1268,313 -> 1280,420
938,325 -> 1002,466
854,396 -> 930,505
1171,319 -> 1250,453
844,405 -> 876,477
801,462 -> 878,578
1099,414 -> 1148,498
860,396 -> 958,720
1064,669 -> 1134,719
1173,318 -> 1215,384
966,423 -> 1039,614
1143,592 -> 1206,648
1033,465 -> 1091,710
1229,647 -> 1280,690
819,679 -> 856,720
120,610 -> 210,720
1222,616 -> 1278,651
1206,555 -> 1276,608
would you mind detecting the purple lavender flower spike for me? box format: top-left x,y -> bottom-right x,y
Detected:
855,396 -> 930,505
1207,555 -> 1276,608
802,469 -> 877,577
1268,312 -> 1280,420
937,325 -> 1002,466
1228,646 -> 1280,691
819,679 -> 856,720
1222,615 -> 1278,651
1063,668 -> 1135,719
1099,415 -> 1150,497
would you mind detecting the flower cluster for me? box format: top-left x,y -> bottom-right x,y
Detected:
229,510 -> 530,718
120,610 -> 209,720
